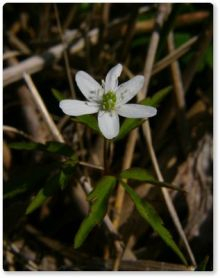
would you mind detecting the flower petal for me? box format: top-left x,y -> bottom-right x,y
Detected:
116,75 -> 144,105
105,64 -> 123,92
75,71 -> 103,102
60,100 -> 99,116
117,104 -> 157,118
98,111 -> 120,139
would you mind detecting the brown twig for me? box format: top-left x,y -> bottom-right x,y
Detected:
152,36 -> 198,76
141,121 -> 196,266
135,10 -> 210,34
7,31 -> 31,55
120,6 -> 139,62
113,129 -> 138,229
167,31 -> 190,156
78,161 -> 104,171
115,16 -> 196,269
112,5 -> 171,270
140,4 -> 171,99
154,20 -> 212,144
182,20 -> 213,92
3,29 -> 81,87
54,3 -> 76,98
63,5 -> 77,30
23,73 -> 64,143
23,224 -> 195,270
3,125 -> 35,141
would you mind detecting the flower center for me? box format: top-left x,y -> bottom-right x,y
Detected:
102,91 -> 117,111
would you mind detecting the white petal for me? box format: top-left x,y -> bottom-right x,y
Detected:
117,104 -> 157,118
105,64 -> 123,92
116,75 -> 144,105
75,71 -> 103,102
60,100 -> 99,116
98,111 -> 120,139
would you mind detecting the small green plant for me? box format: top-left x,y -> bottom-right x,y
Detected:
6,65 -> 187,265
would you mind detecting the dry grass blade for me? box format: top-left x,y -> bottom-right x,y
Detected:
152,36 -> 198,76
54,3 -> 76,98
112,4 -> 172,270
183,20 -> 213,92
23,73 -> 64,143
23,224 -> 195,270
3,125 -> 35,141
167,31 -> 190,156
141,121 -> 196,266
3,29 -> 80,87
141,4 -> 171,99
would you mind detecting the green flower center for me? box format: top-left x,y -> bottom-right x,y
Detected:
102,91 -> 117,111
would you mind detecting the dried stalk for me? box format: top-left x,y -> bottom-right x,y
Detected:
54,3 -> 76,98
154,20 -> 212,144
141,121 -> 196,266
112,4 -> 171,270
182,20 -> 213,92
22,73 -> 121,245
78,161 -> 103,171
113,129 -> 138,229
3,125 -> 35,141
152,36 -> 198,76
3,29 -> 97,87
23,73 -> 64,143
7,31 -> 31,55
3,19 -> 199,88
135,10 -> 210,34
141,3 -> 171,99
24,224 -> 195,270
167,31 -> 190,156
113,4 -> 196,267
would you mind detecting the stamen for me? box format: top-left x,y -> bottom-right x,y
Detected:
102,91 -> 117,111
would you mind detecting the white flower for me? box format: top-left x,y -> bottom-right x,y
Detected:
59,64 -> 157,139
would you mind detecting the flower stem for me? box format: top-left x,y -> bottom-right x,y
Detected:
104,138 -> 110,175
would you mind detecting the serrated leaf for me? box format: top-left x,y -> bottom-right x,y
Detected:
74,176 -> 117,249
73,114 -> 100,134
120,167 -> 183,191
9,141 -> 74,157
115,86 -> 171,141
123,183 -> 187,265
26,159 -> 77,214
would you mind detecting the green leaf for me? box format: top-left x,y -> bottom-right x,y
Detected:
115,118 -> 144,141
205,46 -> 213,68
139,85 -> 172,107
4,163 -> 58,199
52,88 -> 65,101
196,256 -> 209,271
9,141 -> 39,150
80,3 -> 91,11
73,115 -> 100,134
115,86 -> 171,141
174,33 -> 191,48
74,176 -> 117,249
120,167 -> 183,191
45,141 -> 75,157
123,183 -> 187,265
26,158 -> 77,214
9,141 -> 74,157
